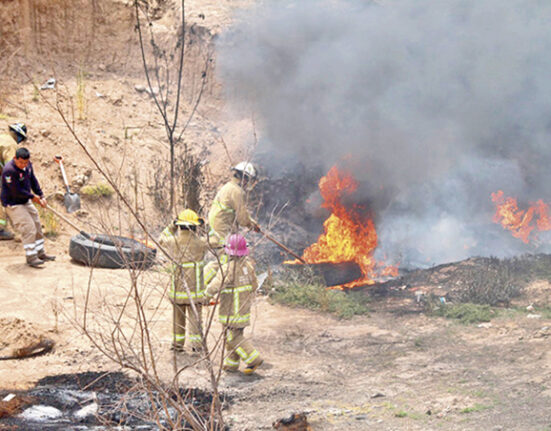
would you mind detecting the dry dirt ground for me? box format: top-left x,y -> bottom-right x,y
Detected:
1,239 -> 551,430
1,1 -> 551,430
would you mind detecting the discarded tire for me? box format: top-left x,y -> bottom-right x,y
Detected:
69,234 -> 156,269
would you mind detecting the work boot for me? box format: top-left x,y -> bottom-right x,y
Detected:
0,229 -> 14,240
170,343 -> 185,353
243,358 -> 263,375
26,255 -> 45,268
38,250 -> 56,261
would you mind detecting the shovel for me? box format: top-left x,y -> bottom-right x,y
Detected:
46,204 -> 91,240
54,155 -> 81,213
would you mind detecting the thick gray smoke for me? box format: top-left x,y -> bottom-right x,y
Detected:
217,0 -> 551,266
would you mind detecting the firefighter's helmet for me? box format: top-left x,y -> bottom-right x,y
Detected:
175,209 -> 203,227
9,123 -> 27,142
224,233 -> 249,256
232,161 -> 257,180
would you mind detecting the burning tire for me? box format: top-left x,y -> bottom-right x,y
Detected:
69,234 -> 156,269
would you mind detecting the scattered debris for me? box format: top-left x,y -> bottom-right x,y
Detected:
273,412 -> 312,431
0,318 -> 55,360
40,78 -> 56,90
19,405 -> 62,421
477,322 -> 492,329
0,394 -> 33,419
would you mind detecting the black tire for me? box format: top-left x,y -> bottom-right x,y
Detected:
69,233 -> 157,269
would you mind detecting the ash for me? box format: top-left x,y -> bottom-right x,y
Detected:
0,372 -> 228,431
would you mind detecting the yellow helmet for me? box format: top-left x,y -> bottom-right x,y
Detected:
175,209 -> 203,227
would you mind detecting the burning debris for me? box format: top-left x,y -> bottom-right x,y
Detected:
285,166 -> 397,288
0,372 -> 229,430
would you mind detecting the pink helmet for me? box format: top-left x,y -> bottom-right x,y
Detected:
225,234 -> 249,256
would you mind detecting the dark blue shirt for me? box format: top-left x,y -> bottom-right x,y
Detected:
1,159 -> 43,206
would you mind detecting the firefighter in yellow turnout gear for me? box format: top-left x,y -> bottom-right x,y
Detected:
0,123 -> 26,240
206,161 -> 260,287
205,233 -> 263,374
159,209 -> 207,353
207,161 -> 261,248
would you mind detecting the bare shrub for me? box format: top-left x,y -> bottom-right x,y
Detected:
448,257 -> 522,306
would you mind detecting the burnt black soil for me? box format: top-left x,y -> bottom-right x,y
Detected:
0,372 -> 229,431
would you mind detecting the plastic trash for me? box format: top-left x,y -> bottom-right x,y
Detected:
40,78 -> 56,90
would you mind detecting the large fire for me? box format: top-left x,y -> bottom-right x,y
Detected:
491,190 -> 551,243
288,166 -> 398,288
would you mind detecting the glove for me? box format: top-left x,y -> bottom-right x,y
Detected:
203,294 -> 218,306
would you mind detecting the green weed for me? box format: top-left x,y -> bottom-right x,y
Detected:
431,302 -> 496,324
270,276 -> 370,319
81,183 -> 114,199
460,404 -> 492,414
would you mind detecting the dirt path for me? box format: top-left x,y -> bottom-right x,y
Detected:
1,240 -> 551,429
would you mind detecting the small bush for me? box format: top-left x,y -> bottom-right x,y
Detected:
81,183 -> 114,199
270,275 -> 370,319
451,258 -> 521,306
431,302 -> 496,324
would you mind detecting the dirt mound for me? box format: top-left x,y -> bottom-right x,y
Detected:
0,318 -> 53,359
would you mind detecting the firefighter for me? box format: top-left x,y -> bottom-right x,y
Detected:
207,161 -> 261,248
1,147 -> 56,267
204,233 -> 263,374
0,123 -> 27,240
205,161 -> 261,285
159,209 -> 207,353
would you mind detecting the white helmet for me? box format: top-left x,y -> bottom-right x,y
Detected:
232,161 -> 257,180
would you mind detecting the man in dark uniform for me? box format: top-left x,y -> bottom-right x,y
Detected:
1,147 -> 55,267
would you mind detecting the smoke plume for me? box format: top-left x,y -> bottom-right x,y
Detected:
217,0 -> 551,266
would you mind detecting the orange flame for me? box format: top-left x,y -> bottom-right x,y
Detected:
288,166 -> 398,288
491,190 -> 551,243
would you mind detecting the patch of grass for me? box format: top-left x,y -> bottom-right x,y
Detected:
270,276 -> 370,319
0,113 -> 8,120
37,206 -> 60,238
430,302 -> 496,324
394,411 -> 408,418
81,183 -> 114,199
460,403 -> 492,414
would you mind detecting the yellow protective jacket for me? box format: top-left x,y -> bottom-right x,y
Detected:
205,256 -> 258,328
159,226 -> 207,305
207,177 -> 256,246
0,133 -> 17,169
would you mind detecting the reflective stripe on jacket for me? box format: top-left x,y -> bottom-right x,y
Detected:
205,256 -> 258,328
158,227 -> 207,305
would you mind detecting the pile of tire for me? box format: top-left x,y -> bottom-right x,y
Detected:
69,234 -> 157,269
